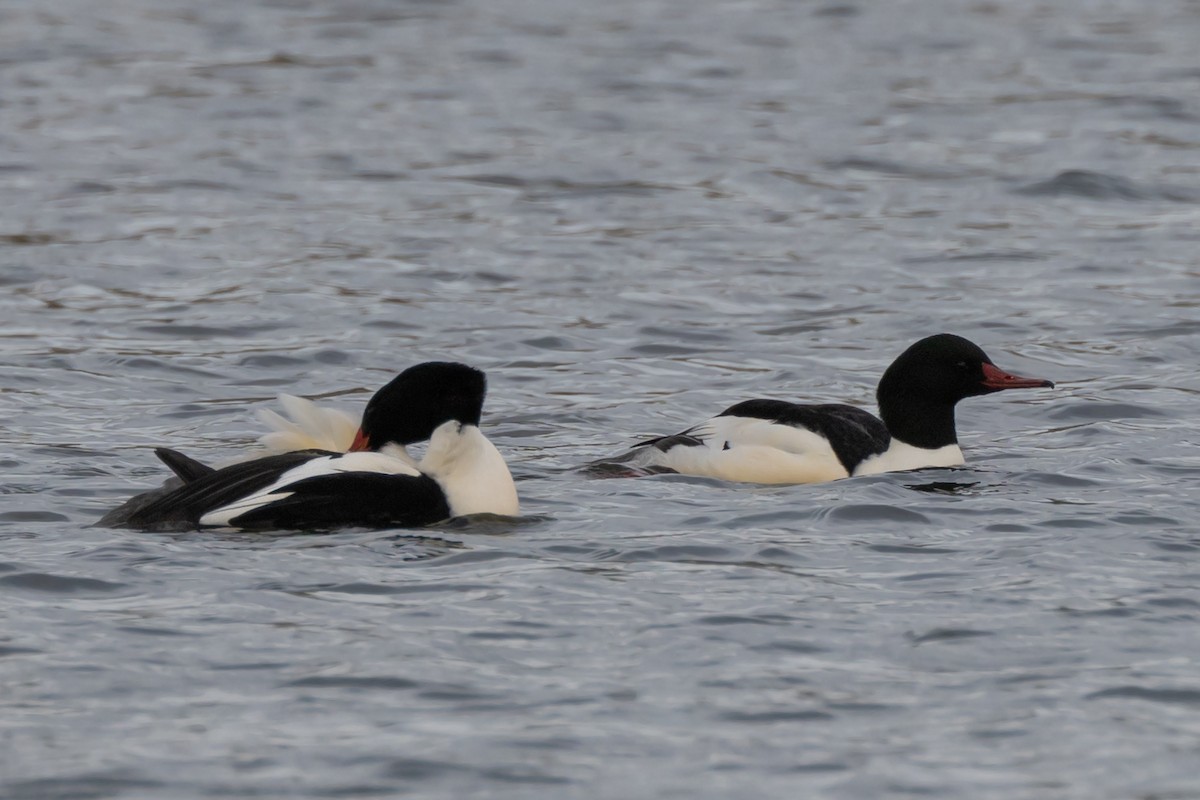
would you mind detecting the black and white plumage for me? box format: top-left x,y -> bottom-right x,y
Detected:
597,334 -> 1054,485
100,362 -> 519,531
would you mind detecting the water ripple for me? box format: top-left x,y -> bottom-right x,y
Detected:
3,0 -> 1200,798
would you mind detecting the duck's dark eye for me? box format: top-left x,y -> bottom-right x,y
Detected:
955,361 -> 969,370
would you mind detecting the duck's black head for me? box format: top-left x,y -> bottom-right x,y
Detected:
351,362 -> 486,450
876,334 -> 1053,448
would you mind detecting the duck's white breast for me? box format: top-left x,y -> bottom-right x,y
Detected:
853,441 -> 964,476
420,423 -> 519,517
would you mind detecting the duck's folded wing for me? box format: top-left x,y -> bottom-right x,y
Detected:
208,471 -> 452,530
106,450 -> 331,531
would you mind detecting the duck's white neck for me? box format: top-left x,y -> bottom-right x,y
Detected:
377,442 -> 418,468
420,421 -> 519,517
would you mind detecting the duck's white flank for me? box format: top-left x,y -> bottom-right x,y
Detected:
420,421 -> 520,516
633,416 -> 851,485
256,394 -> 360,454
853,441 -> 963,476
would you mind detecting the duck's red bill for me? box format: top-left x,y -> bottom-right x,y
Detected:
349,428 -> 370,451
982,362 -> 1054,390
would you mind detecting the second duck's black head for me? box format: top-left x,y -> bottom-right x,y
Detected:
352,362 -> 487,450
876,334 -> 1053,448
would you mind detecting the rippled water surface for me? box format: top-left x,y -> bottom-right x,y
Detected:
3,0 -> 1200,797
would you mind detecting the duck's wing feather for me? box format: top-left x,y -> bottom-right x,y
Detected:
212,471 -> 452,530
154,447 -> 216,483
188,450 -> 451,531
103,450 -> 332,531
256,395 -> 360,454
631,431 -> 706,451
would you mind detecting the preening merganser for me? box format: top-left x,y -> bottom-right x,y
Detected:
594,334 -> 1053,484
99,362 -> 519,531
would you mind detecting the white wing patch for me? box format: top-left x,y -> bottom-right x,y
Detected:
199,452 -> 422,527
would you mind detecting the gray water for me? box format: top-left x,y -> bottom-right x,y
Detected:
3,0 -> 1200,797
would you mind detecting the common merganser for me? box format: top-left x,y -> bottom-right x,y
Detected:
99,362 -> 519,531
594,334 -> 1053,484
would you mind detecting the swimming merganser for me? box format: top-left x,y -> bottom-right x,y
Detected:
594,334 -> 1053,484
99,362 -> 519,530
